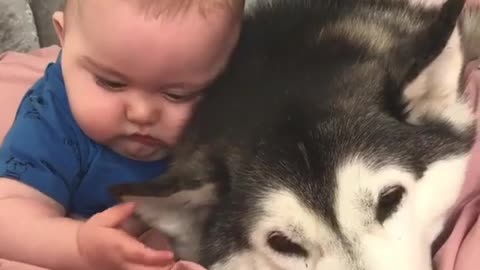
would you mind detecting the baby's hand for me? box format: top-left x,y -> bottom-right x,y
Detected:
77,202 -> 175,270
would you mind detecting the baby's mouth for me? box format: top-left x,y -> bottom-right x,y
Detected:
128,133 -> 165,146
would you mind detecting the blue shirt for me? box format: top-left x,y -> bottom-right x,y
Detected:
0,54 -> 169,218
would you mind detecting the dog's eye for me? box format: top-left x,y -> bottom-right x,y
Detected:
376,185 -> 406,223
267,231 -> 308,257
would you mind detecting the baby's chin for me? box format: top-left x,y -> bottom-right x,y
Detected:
110,143 -> 170,162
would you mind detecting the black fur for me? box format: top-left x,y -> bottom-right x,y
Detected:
110,0 -> 475,267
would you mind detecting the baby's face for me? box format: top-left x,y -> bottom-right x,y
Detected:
55,0 -> 242,161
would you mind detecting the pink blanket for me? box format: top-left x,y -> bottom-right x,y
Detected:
0,46 -> 61,144
0,49 -> 479,269
433,60 -> 480,270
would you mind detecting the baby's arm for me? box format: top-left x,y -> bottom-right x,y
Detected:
0,70 -> 176,270
0,178 -> 88,270
0,178 -> 175,270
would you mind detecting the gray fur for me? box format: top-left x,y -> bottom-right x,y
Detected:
111,0 -> 480,269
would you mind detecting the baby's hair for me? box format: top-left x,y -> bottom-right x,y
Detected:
136,0 -> 243,18
63,0 -> 244,20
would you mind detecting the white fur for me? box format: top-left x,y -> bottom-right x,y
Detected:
124,3 -> 475,268
409,0 -> 447,8
211,252 -> 255,270
213,154 -> 469,270
337,155 -> 469,270
245,0 -> 272,14
122,183 -> 217,261
128,28 -> 473,265
403,26 -> 473,132
413,155 -> 471,243
317,18 -> 396,54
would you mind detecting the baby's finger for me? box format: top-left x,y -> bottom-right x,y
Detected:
132,248 -> 175,266
116,233 -> 174,266
90,202 -> 137,227
124,262 -> 175,270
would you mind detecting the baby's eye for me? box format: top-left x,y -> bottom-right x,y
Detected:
163,90 -> 202,103
94,76 -> 127,91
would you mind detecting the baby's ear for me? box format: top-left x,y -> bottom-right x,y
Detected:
110,165 -> 222,261
52,11 -> 65,46
385,0 -> 474,132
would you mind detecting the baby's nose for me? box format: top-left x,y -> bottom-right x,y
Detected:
126,101 -> 158,126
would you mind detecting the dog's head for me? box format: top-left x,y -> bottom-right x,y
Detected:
111,0 -> 476,269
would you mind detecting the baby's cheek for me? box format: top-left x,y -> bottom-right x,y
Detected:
69,92 -> 126,142
161,103 -> 197,143
80,117 -> 117,142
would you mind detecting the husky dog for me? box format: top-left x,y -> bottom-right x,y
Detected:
111,0 -> 480,269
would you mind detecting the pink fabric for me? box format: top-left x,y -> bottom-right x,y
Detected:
0,46 -> 61,144
433,60 -> 480,270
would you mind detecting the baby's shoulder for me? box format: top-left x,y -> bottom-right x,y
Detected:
3,69 -> 93,167
16,79 -> 78,139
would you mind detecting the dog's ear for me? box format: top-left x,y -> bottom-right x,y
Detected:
385,0 -> 474,132
109,161 -> 223,261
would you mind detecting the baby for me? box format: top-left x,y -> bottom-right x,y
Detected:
0,0 -> 244,269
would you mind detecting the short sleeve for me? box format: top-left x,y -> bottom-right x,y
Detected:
0,85 -> 82,211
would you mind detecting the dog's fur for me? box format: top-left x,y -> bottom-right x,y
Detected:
111,0 -> 480,269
